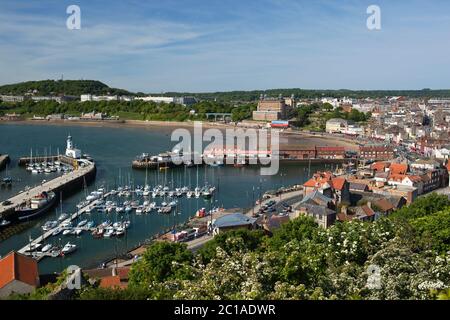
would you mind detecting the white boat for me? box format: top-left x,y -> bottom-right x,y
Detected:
61,242 -> 77,255
77,220 -> 88,227
104,228 -> 115,238
52,228 -> 62,236
62,229 -> 72,236
74,229 -> 83,236
136,206 -> 144,214
41,244 -> 52,252
25,243 -> 41,252
186,191 -> 194,198
115,227 -> 125,237
58,213 -> 69,222
115,206 -> 124,213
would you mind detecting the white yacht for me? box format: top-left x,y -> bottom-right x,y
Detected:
61,242 -> 77,255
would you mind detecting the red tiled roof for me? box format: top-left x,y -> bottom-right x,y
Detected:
0,251 -> 39,289
331,177 -> 347,191
446,162 -> 450,171
390,163 -> 408,175
302,171 -> 335,188
372,162 -> 390,171
303,178 -> 319,188
99,276 -> 127,289
389,173 -> 407,182
374,199 -> 394,212
362,205 -> 375,217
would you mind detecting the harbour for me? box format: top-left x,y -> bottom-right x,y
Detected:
0,123 -> 334,274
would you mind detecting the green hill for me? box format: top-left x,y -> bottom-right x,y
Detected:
0,80 -> 132,96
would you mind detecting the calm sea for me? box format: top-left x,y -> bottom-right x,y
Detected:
0,122 -> 324,274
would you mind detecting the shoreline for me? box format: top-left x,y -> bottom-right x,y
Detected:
0,119 -> 359,150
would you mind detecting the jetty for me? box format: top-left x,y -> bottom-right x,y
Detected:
17,192 -> 111,260
0,159 -> 96,221
0,154 -> 10,170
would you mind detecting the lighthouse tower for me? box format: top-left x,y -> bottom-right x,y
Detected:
65,135 -> 81,159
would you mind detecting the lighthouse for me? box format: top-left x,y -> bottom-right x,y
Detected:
65,135 -> 81,159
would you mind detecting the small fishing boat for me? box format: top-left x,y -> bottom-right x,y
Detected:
41,244 -> 52,252
61,242 -> 77,255
58,213 -> 69,222
62,229 -> 72,236
0,219 -> 11,228
77,220 -> 88,228
104,227 -> 115,238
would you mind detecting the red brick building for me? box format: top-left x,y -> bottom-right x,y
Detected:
316,146 -> 346,159
359,146 -> 394,160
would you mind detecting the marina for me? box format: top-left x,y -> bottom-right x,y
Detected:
0,123 -> 325,274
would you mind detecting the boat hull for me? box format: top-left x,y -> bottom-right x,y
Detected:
15,193 -> 57,221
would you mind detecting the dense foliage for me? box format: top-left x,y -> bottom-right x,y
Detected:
0,80 -> 131,96
13,193 -> 450,300
0,99 -> 256,122
293,103 -> 370,130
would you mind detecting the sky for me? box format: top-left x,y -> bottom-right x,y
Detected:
1,0 -> 450,92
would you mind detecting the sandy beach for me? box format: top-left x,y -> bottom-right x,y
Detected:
0,119 -> 359,150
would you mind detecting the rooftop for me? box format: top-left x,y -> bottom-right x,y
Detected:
213,213 -> 257,228
0,251 -> 39,289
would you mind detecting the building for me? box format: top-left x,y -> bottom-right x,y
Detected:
279,148 -> 316,159
211,213 -> 257,235
81,111 -> 107,120
136,96 -> 175,104
174,96 -> 197,106
0,251 -> 39,298
293,203 -> 336,228
65,135 -> 81,159
359,145 -> 394,160
316,146 -> 346,159
80,94 -> 118,102
84,267 -> 130,289
253,98 -> 290,121
0,95 -> 24,103
326,118 -> 348,133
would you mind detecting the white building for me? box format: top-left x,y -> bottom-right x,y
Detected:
65,135 -> 81,159
81,94 -> 118,102
135,96 -> 175,104
326,118 -> 348,133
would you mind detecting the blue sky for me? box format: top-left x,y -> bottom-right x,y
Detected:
1,0 -> 450,92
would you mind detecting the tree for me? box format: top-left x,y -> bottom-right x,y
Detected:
198,229 -> 266,263
128,242 -> 194,287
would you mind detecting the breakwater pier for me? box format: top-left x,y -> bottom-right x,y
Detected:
0,159 -> 96,222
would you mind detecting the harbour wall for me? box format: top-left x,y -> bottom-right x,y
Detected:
0,162 -> 97,222
132,157 -> 354,170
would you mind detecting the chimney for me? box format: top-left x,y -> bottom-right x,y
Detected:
112,267 -> 117,277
